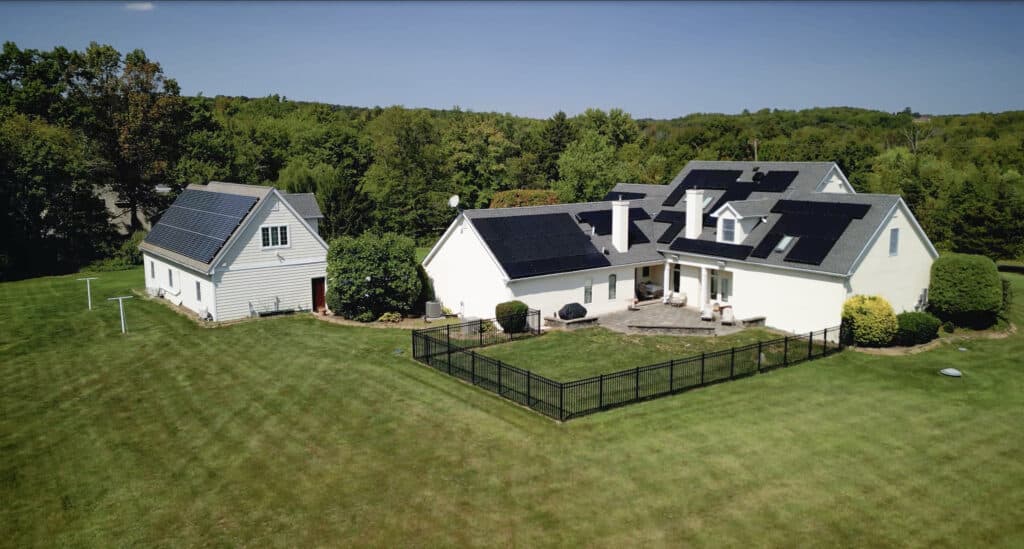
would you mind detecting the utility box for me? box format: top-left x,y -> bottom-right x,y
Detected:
425,300 -> 443,320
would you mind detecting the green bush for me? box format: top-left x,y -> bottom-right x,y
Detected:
377,312 -> 402,323
942,321 -> 956,334
895,312 -> 941,346
929,253 -> 1002,327
1001,277 -> 1013,315
85,230 -> 148,272
495,300 -> 529,333
326,232 -> 422,322
841,295 -> 898,347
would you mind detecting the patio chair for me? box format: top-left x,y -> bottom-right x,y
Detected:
720,305 -> 735,325
700,304 -> 715,322
666,293 -> 687,307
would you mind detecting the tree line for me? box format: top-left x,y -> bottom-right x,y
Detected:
3,41 -> 1024,280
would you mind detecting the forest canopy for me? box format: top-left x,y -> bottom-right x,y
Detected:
3,41 -> 1024,280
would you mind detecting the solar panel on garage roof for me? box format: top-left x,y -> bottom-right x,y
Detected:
662,170 -> 743,206
143,189 -> 258,264
472,213 -> 611,279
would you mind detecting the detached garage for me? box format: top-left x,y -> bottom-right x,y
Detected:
140,181 -> 328,321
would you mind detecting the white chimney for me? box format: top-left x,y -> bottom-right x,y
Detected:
611,199 -> 630,253
685,188 -> 703,239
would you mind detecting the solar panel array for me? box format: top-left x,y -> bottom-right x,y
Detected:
668,238 -> 754,260
602,191 -> 647,201
756,171 -> 798,192
144,189 -> 258,264
576,207 -> 650,235
662,170 -> 744,206
652,210 -> 686,244
749,199 -> 872,265
472,213 -> 611,279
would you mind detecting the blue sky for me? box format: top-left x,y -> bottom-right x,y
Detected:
1,1 -> 1022,119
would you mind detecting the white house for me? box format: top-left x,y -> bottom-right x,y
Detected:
140,182 -> 328,321
422,161 -> 939,334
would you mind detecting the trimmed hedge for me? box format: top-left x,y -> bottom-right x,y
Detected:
895,311 -> 941,346
842,295 -> 898,347
929,253 -> 1002,327
495,300 -> 529,333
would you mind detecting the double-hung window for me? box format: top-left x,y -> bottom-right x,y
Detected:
608,274 -> 617,300
722,219 -> 736,243
889,228 -> 899,256
261,225 -> 289,249
167,268 -> 174,288
196,281 -> 202,302
584,278 -> 593,304
150,261 -> 155,278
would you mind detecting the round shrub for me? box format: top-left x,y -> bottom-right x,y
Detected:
558,302 -> 587,321
942,321 -> 955,334
377,312 -> 402,323
841,295 -> 898,347
895,311 -> 941,346
929,253 -> 1002,327
326,232 -> 421,322
495,300 -> 529,333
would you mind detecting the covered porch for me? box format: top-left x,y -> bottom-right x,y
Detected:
633,258 -> 735,312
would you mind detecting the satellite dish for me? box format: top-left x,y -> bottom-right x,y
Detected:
448,195 -> 460,209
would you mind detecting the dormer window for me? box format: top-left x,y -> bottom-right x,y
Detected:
722,218 -> 736,243
775,235 -> 794,252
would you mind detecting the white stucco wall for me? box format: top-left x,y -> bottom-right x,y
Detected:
729,262 -> 848,334
848,203 -> 935,313
423,216 -> 513,320
143,252 -> 217,318
509,265 -> 637,319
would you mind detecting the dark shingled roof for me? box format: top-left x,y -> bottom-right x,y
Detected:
282,193 -> 324,219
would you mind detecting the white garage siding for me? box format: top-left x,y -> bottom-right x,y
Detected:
423,216 -> 513,320
848,202 -> 935,313
509,266 -> 637,320
143,252 -> 217,318
215,194 -> 326,269
214,261 -> 326,320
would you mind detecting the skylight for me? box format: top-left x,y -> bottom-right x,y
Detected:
774,235 -> 794,252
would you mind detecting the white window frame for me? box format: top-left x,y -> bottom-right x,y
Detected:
608,274 -> 617,300
150,261 -> 155,278
195,281 -> 202,302
167,268 -> 174,288
261,224 -> 291,249
722,218 -> 736,243
584,278 -> 593,304
889,227 -> 899,256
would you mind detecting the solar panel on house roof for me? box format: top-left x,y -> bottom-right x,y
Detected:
652,210 -> 687,244
576,208 -> 650,235
143,189 -> 258,264
472,213 -> 611,279
772,200 -> 871,218
784,236 -> 840,265
662,169 -> 743,206
668,238 -> 754,260
756,171 -> 798,192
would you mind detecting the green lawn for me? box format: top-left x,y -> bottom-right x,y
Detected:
3,268 -> 1024,547
478,326 -> 782,380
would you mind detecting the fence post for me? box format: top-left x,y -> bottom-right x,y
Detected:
446,325 -> 452,374
823,328 -> 828,354
757,341 -> 762,372
783,336 -> 789,366
700,352 -> 706,384
479,321 -> 483,347
635,367 -> 640,401
471,351 -> 476,385
497,360 -> 503,395
669,359 -> 675,391
559,383 -> 565,421
599,374 -> 604,408
527,370 -> 532,407
730,347 -> 735,378
807,331 -> 813,360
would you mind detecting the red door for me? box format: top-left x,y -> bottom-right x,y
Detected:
312,277 -> 326,313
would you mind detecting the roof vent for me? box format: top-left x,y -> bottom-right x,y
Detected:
602,246 -> 609,255
752,171 -> 765,182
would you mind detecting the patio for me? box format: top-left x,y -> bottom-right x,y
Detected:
597,302 -> 748,336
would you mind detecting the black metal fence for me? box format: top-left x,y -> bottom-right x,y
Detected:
412,316 -> 843,421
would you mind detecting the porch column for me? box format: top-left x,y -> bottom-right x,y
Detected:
663,258 -> 672,296
700,266 -> 709,305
